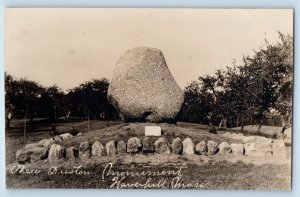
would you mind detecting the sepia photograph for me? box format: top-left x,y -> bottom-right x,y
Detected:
4,8 -> 293,190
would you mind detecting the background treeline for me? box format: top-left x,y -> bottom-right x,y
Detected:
5,33 -> 293,131
178,33 -> 293,130
5,76 -> 118,129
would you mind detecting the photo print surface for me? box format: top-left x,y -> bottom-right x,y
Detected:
5,8 -> 293,190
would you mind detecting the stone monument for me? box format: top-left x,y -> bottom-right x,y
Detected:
108,47 -> 184,123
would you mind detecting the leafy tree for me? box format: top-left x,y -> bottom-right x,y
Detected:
65,79 -> 118,129
39,85 -> 65,120
178,32 -> 293,131
241,33 -> 293,129
5,73 -> 45,138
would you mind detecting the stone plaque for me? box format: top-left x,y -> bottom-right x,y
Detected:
145,126 -> 161,136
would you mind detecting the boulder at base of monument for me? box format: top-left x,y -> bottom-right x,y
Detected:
218,142 -> 231,155
207,141 -> 218,155
127,137 -> 142,153
91,141 -> 104,157
106,140 -> 117,156
108,47 -> 184,123
171,137 -> 182,154
79,141 -> 91,160
154,137 -> 170,154
230,143 -> 244,156
195,141 -> 206,155
244,142 -> 272,157
117,140 -> 127,154
182,138 -> 195,155
16,146 -> 48,164
48,144 -> 64,163
142,137 -> 154,152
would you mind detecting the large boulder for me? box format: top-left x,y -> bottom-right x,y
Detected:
127,137 -> 142,153
154,137 -> 170,154
48,144 -> 64,163
91,141 -> 104,157
108,47 -> 184,122
171,137 -> 182,154
182,138 -> 195,155
16,147 -> 48,163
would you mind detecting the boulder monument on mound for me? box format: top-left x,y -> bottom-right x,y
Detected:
108,47 -> 184,122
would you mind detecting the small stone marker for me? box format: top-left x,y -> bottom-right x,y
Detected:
145,126 -> 161,136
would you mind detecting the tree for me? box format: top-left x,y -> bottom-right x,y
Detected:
242,32 -> 293,129
178,32 -> 293,131
5,74 -> 44,139
5,73 -> 16,128
65,78 -> 118,125
39,85 -> 65,120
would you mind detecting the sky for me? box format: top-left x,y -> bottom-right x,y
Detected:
5,8 -> 293,90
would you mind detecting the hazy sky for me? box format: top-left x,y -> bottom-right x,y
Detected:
5,8 -> 293,90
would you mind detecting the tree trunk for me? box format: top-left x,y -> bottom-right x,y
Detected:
218,120 -> 223,128
281,115 -> 286,127
241,116 -> 245,135
23,107 -> 29,142
6,118 -> 11,129
223,118 -> 228,128
23,115 -> 27,142
257,121 -> 263,134
87,112 -> 90,132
